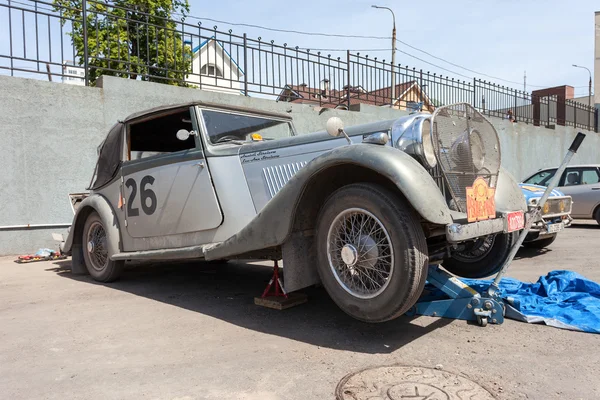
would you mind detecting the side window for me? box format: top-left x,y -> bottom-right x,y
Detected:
127,109 -> 196,161
563,169 -> 580,186
581,168 -> 600,185
202,110 -> 293,145
524,169 -> 556,186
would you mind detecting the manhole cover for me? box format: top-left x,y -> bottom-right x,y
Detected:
336,366 -> 495,400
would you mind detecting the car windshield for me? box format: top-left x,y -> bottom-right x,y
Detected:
524,169 -> 556,186
202,110 -> 293,145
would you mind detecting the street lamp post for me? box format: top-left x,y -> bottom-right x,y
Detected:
572,64 -> 592,130
372,5 -> 396,107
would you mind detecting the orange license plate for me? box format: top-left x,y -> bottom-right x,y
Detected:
466,178 -> 496,223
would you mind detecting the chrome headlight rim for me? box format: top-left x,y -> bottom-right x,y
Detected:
420,119 -> 437,169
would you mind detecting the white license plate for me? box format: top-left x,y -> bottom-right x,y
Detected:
547,222 -> 564,234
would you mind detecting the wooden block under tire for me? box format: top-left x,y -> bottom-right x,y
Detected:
254,292 -> 308,310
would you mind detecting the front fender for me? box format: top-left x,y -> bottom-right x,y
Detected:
495,167 -> 528,213
204,144 -> 451,260
62,194 -> 122,257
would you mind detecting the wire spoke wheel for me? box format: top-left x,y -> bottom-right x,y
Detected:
326,208 -> 394,299
452,235 -> 495,262
86,221 -> 108,272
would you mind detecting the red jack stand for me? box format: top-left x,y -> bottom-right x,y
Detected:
254,260 -> 308,310
261,260 -> 288,299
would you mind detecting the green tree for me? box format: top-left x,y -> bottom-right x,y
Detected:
54,0 -> 192,86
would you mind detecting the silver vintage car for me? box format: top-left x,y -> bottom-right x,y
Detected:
62,102 -> 527,322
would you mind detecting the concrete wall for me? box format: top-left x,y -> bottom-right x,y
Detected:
1,74 -> 599,255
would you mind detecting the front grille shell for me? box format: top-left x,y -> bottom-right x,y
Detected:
430,104 -> 501,213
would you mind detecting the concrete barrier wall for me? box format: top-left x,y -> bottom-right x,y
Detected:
1,75 -> 599,255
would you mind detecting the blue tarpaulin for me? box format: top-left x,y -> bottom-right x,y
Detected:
461,271 -> 600,334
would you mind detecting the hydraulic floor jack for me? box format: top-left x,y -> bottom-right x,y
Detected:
410,132 -> 586,327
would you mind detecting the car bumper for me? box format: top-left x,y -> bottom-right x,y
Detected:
445,212 -> 525,243
526,215 -> 572,239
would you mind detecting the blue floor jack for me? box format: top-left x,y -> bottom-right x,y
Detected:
410,132 -> 586,327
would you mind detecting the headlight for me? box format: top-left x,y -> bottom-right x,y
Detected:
469,129 -> 485,170
450,128 -> 485,171
420,119 -> 437,169
543,202 -> 550,214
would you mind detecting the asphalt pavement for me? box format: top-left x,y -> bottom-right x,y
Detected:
1,221 -> 599,400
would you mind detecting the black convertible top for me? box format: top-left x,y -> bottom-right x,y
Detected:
88,123 -> 123,190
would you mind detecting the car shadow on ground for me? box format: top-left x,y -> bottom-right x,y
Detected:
570,223 -> 599,230
514,246 -> 551,260
48,259 -> 453,354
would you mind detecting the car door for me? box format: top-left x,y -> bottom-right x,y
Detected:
557,167 -> 600,218
121,106 -> 223,239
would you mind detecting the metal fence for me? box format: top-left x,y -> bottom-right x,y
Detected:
1,0 -> 597,131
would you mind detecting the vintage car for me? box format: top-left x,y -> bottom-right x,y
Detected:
61,102 -> 527,323
519,183 -> 572,248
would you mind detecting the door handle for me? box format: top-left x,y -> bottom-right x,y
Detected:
193,161 -> 205,168
592,187 -> 600,190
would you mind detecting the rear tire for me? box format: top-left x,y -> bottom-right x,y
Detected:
315,183 -> 428,323
595,207 -> 600,226
523,234 -> 557,249
443,232 -> 516,279
82,211 -> 124,282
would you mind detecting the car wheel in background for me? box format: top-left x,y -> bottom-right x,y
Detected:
315,183 -> 428,323
522,234 -> 557,249
443,232 -> 517,279
82,211 -> 124,282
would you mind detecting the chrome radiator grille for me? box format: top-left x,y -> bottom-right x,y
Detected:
430,104 -> 501,212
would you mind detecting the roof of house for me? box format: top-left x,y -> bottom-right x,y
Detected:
189,37 -> 244,74
277,81 -> 432,109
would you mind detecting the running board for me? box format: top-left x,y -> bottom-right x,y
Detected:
111,244 -> 213,261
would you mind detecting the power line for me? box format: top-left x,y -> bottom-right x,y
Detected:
394,48 -> 472,80
180,15 -> 392,40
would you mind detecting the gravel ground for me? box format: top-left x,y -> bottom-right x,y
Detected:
1,221 -> 599,400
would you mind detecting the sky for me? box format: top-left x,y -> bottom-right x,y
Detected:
184,0 -> 598,97
0,0 -> 597,97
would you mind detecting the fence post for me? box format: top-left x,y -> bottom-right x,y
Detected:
243,33 -> 248,96
595,108 -> 599,133
346,50 -> 351,109
82,0 -> 89,86
513,88 -> 517,122
472,77 -> 476,109
419,69 -> 423,105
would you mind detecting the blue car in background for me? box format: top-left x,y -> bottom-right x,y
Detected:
519,183 -> 573,248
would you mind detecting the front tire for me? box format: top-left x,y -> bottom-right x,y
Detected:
523,234 -> 557,249
82,211 -> 124,282
443,232 -> 516,279
315,183 -> 428,323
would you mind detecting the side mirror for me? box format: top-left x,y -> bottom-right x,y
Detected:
326,117 -> 344,137
326,117 -> 352,145
176,129 -> 192,141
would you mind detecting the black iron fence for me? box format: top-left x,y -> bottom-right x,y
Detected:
1,0 -> 597,132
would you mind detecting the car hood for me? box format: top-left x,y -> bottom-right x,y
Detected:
519,183 -> 565,201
